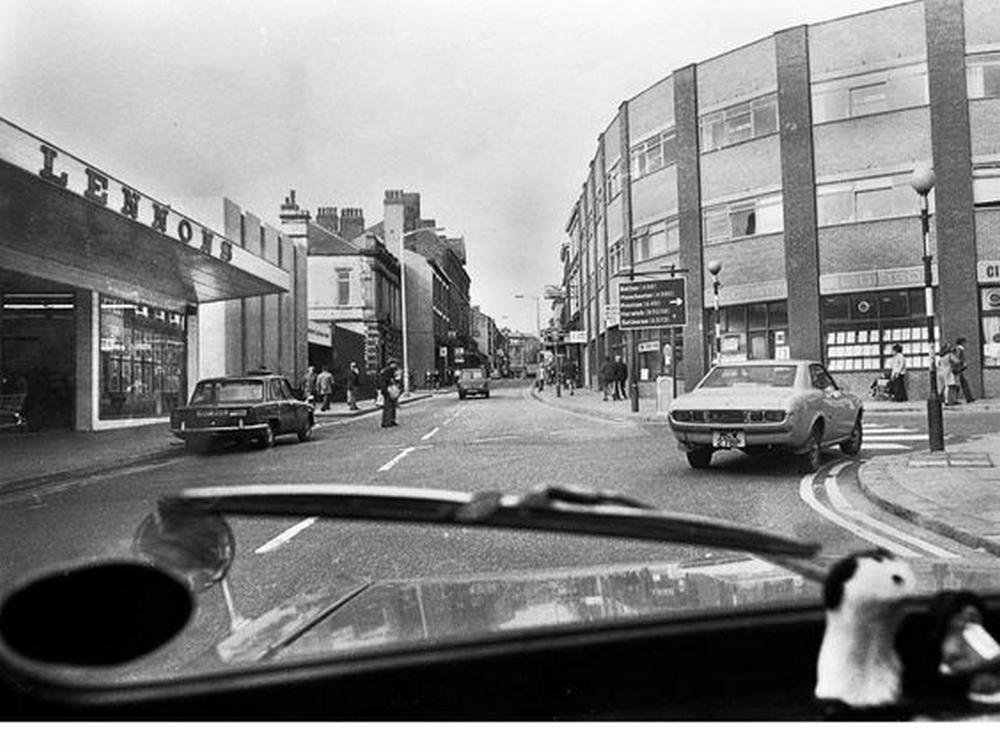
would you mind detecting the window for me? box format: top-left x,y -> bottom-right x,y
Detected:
699,94 -> 778,152
822,288 -> 936,372
336,269 -> 351,306
708,300 -> 787,361
974,166 -> 1000,207
967,52 -> 1000,99
702,194 -> 783,244
849,82 -> 888,116
665,220 -> 680,252
812,64 -> 928,124
606,162 -> 621,201
816,174 -> 921,226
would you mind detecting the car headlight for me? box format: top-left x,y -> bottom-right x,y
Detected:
763,410 -> 786,422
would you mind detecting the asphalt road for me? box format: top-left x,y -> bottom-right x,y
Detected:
0,381 -> 995,654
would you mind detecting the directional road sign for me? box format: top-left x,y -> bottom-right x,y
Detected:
618,278 -> 686,330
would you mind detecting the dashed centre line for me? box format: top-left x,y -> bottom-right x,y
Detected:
421,427 -> 439,441
378,446 -> 418,472
254,516 -> 317,554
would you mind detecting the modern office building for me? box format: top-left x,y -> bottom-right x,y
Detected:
564,0 -> 1000,399
0,118 -> 306,432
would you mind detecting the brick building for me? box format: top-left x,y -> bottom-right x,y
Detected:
564,0 -> 1000,399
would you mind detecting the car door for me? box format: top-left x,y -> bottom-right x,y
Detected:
808,364 -> 854,440
267,379 -> 289,434
280,378 -> 306,432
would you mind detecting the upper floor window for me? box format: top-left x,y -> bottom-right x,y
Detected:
336,269 -> 351,306
702,194 -> 783,244
967,52 -> 1000,99
699,94 -> 778,152
812,63 -> 928,124
816,173 -> 922,226
632,217 -> 680,261
630,128 -> 677,179
605,162 -> 622,202
974,165 -> 1000,207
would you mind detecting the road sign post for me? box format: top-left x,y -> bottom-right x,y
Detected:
618,278 -> 687,330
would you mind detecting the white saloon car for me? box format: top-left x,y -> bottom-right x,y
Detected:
668,360 -> 864,472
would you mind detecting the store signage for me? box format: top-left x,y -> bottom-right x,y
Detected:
566,330 -> 587,344
603,304 -> 620,328
637,341 -> 660,353
307,323 -> 332,347
979,260 -> 1000,283
619,278 -> 686,330
1,119 -> 235,264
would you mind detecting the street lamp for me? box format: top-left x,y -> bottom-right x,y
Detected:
707,260 -> 723,367
910,164 -> 944,452
396,226 -> 446,396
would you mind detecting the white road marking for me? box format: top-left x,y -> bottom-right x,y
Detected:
254,516 -> 317,554
865,427 -> 922,434
866,434 -> 928,442
798,473 -> 919,557
421,427 -> 439,441
377,446 -> 418,472
825,462 -> 959,558
864,443 -> 913,451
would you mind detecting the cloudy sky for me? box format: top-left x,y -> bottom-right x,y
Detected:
2,0 -> 895,334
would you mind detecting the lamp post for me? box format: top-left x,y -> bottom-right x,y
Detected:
707,260 -> 723,367
395,226 -> 446,396
910,164 -> 944,452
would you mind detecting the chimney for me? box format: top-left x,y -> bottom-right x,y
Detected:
316,206 -> 340,235
339,207 -> 365,240
278,188 -> 310,241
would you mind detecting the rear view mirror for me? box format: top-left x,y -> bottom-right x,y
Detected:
133,508 -> 236,592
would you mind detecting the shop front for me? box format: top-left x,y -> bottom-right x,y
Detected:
0,117 -> 289,432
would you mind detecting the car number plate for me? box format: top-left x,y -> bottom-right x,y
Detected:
712,430 -> 746,448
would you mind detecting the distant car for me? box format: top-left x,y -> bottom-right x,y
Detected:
170,371 -> 314,451
456,367 -> 490,399
667,360 -> 863,472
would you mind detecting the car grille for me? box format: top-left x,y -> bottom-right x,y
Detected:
670,409 -> 786,424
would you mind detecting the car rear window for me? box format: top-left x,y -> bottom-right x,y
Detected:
190,380 -> 264,404
700,365 -> 797,388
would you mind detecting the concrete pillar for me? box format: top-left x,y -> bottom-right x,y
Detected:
73,289 -> 96,431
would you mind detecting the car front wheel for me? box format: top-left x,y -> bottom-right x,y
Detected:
840,416 -> 863,457
686,448 -> 714,469
297,418 -> 313,442
257,423 -> 275,449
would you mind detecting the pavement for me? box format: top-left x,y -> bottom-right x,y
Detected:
0,391 -> 433,497
532,384 -> 1000,559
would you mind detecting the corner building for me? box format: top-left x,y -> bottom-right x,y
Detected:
566,0 -> 1000,399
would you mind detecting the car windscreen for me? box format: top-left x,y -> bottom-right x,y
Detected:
700,365 -> 797,388
460,370 -> 484,380
189,380 -> 264,404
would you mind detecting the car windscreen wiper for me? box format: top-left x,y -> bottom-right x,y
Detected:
159,483 -> 820,559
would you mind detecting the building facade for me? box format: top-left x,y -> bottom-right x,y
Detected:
0,118 -> 305,432
565,0 -> 1000,399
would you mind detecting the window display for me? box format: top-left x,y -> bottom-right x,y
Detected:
99,296 -> 187,420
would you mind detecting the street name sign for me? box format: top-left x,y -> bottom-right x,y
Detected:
619,279 -> 686,330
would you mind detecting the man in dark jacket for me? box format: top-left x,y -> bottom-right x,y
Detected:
379,360 -> 400,428
613,354 -> 628,401
954,337 -> 975,403
346,362 -> 361,411
600,357 -> 615,401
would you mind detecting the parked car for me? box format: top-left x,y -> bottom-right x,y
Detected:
456,367 -> 490,399
170,371 -> 314,451
668,360 -> 863,471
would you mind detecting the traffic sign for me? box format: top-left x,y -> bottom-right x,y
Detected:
603,304 -> 620,328
619,278 -> 686,330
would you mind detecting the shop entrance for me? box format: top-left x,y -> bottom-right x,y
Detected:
1,271 -> 76,432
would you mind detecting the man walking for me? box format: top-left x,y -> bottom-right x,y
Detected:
954,337 -> 975,403
300,365 -> 317,404
888,343 -> 907,402
346,362 -> 361,411
379,359 -> 400,428
600,356 -> 615,401
613,354 -> 627,401
316,365 -> 334,412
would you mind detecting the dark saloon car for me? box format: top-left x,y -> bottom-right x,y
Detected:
170,371 -> 314,451
456,367 -> 490,399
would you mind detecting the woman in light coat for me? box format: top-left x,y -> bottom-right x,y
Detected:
936,344 -> 957,406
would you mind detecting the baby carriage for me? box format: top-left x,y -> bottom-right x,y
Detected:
870,372 -> 892,400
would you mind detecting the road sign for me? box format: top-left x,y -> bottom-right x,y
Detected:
618,278 -> 686,330
603,304 -> 620,328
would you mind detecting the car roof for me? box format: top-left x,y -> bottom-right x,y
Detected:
712,360 -> 813,367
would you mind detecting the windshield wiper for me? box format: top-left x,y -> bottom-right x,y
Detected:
159,483 -> 819,559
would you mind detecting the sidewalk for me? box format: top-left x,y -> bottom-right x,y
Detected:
0,392 -> 433,497
533,384 -> 1000,557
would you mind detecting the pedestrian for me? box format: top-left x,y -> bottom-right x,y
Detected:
613,354 -> 628,401
300,364 -> 317,404
564,360 -> 577,395
600,356 -> 615,401
379,359 -> 401,428
888,344 -> 907,402
953,337 -> 975,403
316,365 -> 334,412
936,344 -> 958,406
346,362 -> 361,411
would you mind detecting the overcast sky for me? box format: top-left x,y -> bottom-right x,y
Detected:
2,0 -> 896,334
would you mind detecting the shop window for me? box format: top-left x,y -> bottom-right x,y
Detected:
748,303 -> 767,330
708,300 -> 787,361
99,296 -> 186,420
822,288 -> 937,373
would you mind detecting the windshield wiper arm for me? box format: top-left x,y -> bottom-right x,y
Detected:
159,483 -> 819,559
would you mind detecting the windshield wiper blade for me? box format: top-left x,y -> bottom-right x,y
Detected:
159,483 -> 819,558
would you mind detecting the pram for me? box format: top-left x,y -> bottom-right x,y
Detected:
870,372 -> 892,400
